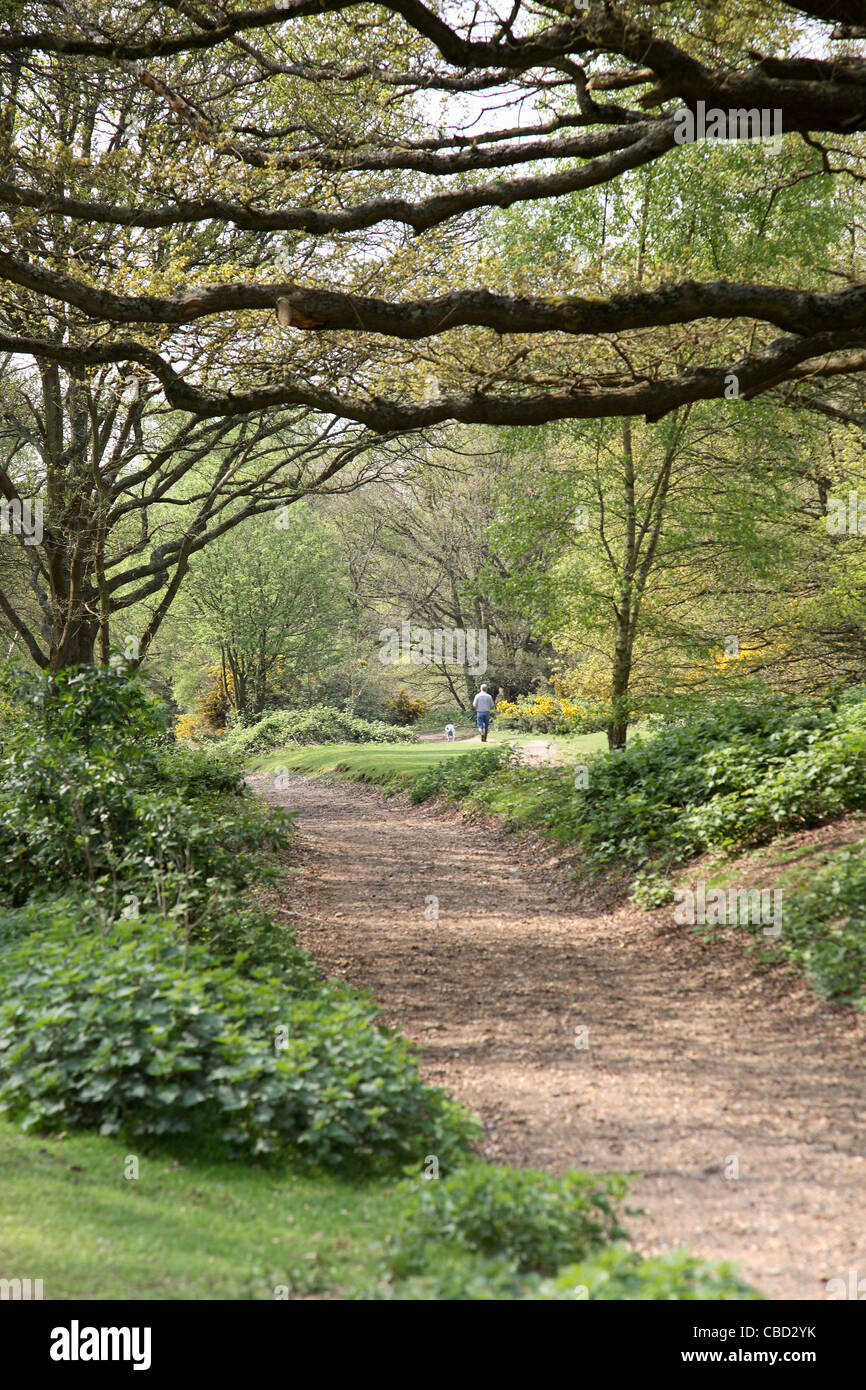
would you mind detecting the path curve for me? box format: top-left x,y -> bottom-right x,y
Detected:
251,772 -> 866,1300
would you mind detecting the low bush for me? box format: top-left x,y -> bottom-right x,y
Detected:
384,1162 -> 629,1277
112,794 -> 293,917
0,664 -> 293,913
0,664 -> 165,903
754,849 -> 866,1008
679,702 -> 866,853
0,914 -> 479,1169
408,743 -> 521,805
365,1247 -> 761,1300
219,705 -> 418,755
495,693 -> 610,735
630,869 -> 676,908
430,695 -> 866,875
362,1247 -> 760,1300
383,689 -> 430,725
363,1175 -> 761,1299
145,743 -> 246,798
360,1254 -> 530,1300
535,1247 -> 764,1301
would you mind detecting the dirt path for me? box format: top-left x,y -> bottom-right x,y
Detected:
251,772 -> 866,1301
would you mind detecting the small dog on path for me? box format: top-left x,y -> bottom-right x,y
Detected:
444,723 -> 456,741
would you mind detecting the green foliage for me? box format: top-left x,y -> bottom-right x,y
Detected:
144,743 -> 246,798
759,849 -> 866,1008
408,743 -> 521,804
363,1245 -> 761,1301
534,1247 -> 764,1301
0,666 -> 482,1175
0,913 -> 478,1169
448,696 -> 866,874
220,705 -> 418,755
363,1168 -> 760,1299
630,870 -> 676,908
111,793 -> 292,920
0,665 -> 163,902
0,666 -> 293,912
385,1162 -> 629,1277
0,661 -> 167,751
495,693 -> 609,735
679,700 -> 866,853
360,1253 -> 531,1300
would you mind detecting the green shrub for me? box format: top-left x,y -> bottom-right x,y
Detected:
364,1185 -> 762,1299
0,899 -> 56,951
0,666 -> 480,1176
0,664 -> 174,901
751,849 -> 866,1007
383,690 -> 430,725
219,705 -> 418,755
0,666 -> 157,901
0,916 -> 479,1169
0,665 -> 294,912
535,1247 -> 763,1301
0,661 -> 167,751
630,870 -> 676,908
110,792 -> 293,920
145,743 -> 246,798
386,1162 -> 628,1276
495,694 -> 609,735
440,696 -> 866,875
680,702 -> 866,852
408,743 -> 521,805
359,1254 -> 531,1300
364,1247 -> 761,1300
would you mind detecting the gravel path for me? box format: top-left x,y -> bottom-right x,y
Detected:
251,771 -> 866,1301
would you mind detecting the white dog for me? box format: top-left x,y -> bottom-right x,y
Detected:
444,723 -> 456,742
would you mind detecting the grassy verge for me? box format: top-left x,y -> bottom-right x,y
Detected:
250,729 -> 606,795
251,740 -> 474,793
490,729 -> 610,755
0,1121 -> 760,1301
0,1119 -> 402,1300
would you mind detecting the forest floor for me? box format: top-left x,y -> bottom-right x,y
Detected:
250,771 -> 866,1302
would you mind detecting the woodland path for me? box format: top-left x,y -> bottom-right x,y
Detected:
250,771 -> 866,1301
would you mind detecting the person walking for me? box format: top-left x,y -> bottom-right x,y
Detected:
472,683 -> 495,742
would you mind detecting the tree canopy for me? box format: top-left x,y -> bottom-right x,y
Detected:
1,0 -> 865,432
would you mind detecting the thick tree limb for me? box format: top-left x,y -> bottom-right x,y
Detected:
2,325 -> 865,428
3,249 -> 865,340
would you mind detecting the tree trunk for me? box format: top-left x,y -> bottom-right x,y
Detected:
51,615 -> 99,671
608,609 -> 633,750
607,419 -> 637,751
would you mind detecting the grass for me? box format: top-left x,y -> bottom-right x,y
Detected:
251,740 -> 474,793
250,730 -> 608,795
0,1120 -> 405,1300
0,1119 -> 762,1301
492,729 -> 610,755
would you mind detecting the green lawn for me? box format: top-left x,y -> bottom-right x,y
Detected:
501,729 -> 610,755
250,729 -> 609,794
0,1120 -> 404,1299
